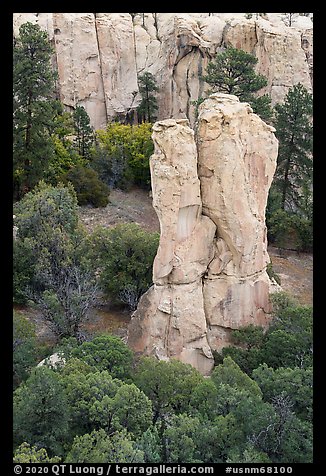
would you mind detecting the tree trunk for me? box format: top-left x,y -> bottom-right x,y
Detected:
281,159 -> 291,210
24,90 -> 33,191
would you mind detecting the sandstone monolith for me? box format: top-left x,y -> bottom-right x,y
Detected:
128,94 -> 278,374
13,13 -> 312,128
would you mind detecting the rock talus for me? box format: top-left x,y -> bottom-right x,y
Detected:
128,94 -> 278,374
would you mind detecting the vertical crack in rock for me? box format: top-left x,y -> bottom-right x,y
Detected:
128,93 -> 278,375
13,14 -> 312,129
152,13 -> 161,43
94,13 -> 108,123
51,14 -> 61,100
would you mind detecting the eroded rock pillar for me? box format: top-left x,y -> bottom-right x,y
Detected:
128,94 -> 278,374
128,118 -> 216,374
197,94 -> 278,351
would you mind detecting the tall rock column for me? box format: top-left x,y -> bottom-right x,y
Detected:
197,94 -> 278,350
128,118 -> 216,375
128,94 -> 278,374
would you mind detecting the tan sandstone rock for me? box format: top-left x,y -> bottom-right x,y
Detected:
13,13 -> 313,129
128,118 -> 216,374
197,94 -> 278,351
51,13 -> 107,130
128,94 -> 278,373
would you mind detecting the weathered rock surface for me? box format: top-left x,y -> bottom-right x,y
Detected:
197,94 -> 278,351
128,118 -> 216,375
13,13 -> 313,129
128,94 -> 278,374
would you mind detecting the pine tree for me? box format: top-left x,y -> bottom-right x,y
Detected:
13,22 -> 57,198
72,105 -> 94,159
202,47 -> 273,122
274,83 -> 313,213
137,72 -> 159,123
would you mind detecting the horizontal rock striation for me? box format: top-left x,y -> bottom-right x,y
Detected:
128,94 -> 278,374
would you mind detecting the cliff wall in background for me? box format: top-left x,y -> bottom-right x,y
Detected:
13,13 -> 313,129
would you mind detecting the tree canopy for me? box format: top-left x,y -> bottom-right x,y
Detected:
201,46 -> 273,121
13,22 -> 57,198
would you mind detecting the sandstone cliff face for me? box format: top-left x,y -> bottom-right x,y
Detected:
128,94 -> 278,374
13,13 -> 313,129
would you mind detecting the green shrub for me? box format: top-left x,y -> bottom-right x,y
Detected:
14,442 -> 61,463
13,181 -> 97,339
266,262 -> 281,285
63,165 -> 110,207
13,180 -> 79,238
86,223 -> 159,309
92,122 -> 153,189
292,215 -> 313,252
46,136 -> 86,185
13,238 -> 36,304
71,334 -> 133,380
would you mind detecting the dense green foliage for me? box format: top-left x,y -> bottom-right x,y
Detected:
13,292 -> 313,463
13,366 -> 70,456
137,72 -> 159,123
202,47 -> 273,121
14,443 -> 61,463
86,223 -> 159,309
220,293 -> 313,374
72,106 -> 94,159
66,429 -> 144,463
266,83 -> 313,251
13,181 -> 78,303
134,358 -> 203,423
91,122 -> 154,189
62,165 -> 110,207
275,83 -> 313,206
13,22 -> 57,198
13,182 -> 97,339
70,334 -> 133,380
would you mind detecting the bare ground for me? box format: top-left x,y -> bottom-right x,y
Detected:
78,188 -> 313,306
17,187 -> 313,344
268,246 -> 313,307
78,188 -> 160,233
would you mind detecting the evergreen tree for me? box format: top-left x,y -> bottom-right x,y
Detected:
273,83 -> 313,213
72,106 -> 94,159
13,367 -> 70,456
137,72 -> 159,123
65,429 -> 144,463
13,22 -> 57,198
202,47 -> 272,122
13,182 -> 97,340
